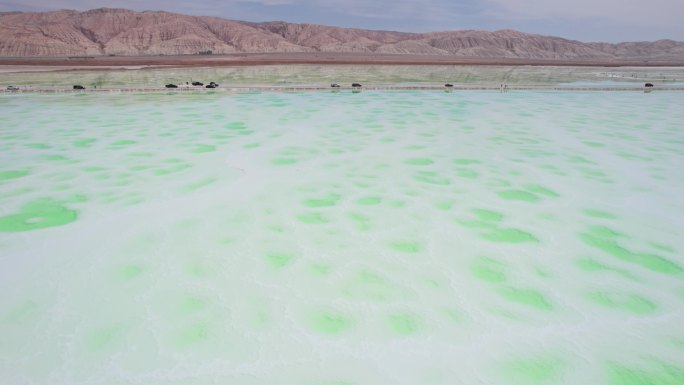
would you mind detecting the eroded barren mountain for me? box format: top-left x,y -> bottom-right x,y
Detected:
1,8 -> 682,59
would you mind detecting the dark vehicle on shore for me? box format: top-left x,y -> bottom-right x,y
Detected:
445,83 -> 454,87
331,83 -> 340,88
7,86 -> 19,91
645,83 -> 654,87
192,81 -> 204,86
352,83 -> 362,87
206,84 -> 216,89
73,85 -> 85,90
165,84 -> 178,88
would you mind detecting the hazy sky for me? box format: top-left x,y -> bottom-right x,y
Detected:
1,0 -> 683,42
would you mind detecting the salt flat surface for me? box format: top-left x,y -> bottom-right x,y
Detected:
1,90 -> 683,384
1,64 -> 683,87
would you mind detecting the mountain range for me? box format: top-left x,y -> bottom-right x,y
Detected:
1,8 -> 683,60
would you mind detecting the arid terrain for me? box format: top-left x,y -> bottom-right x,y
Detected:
1,7 -> 684,65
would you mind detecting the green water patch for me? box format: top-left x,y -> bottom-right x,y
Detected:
266,224 -> 286,233
673,338 -> 684,349
2,300 -> 39,324
0,187 -> 33,200
471,256 -> 507,283
72,138 -> 96,148
650,242 -> 675,253
386,313 -> 420,335
458,209 -> 536,243
44,155 -> 76,163
523,184 -> 560,198
272,158 -> 298,166
534,266 -> 552,279
357,196 -> 381,205
456,169 -> 479,179
190,144 -> 216,153
111,139 -> 137,146
177,296 -> 208,315
577,167 -> 610,180
341,270 -> 401,302
265,252 -> 295,268
389,241 -> 423,253
568,155 -> 596,165
472,209 -> 504,223
404,144 -> 425,150
500,356 -> 565,384
585,291 -> 657,315
297,212 -> 330,224
180,177 -> 218,192
304,194 -> 341,208
115,265 -> 144,281
608,361 -> 684,385
413,171 -> 450,186
0,199 -> 78,232
86,325 -> 126,351
0,169 -> 30,181
618,152 -> 654,162
498,287 -> 553,311
309,310 -> 353,335
584,209 -> 618,219
26,143 -> 51,150
481,228 -> 539,243
153,162 -> 192,176
498,190 -> 541,203
308,263 -> 331,277
404,158 -> 434,166
349,213 -> 372,231
575,258 -> 638,281
184,259 -> 217,279
175,324 -> 210,347
580,226 -> 682,274
435,201 -> 454,211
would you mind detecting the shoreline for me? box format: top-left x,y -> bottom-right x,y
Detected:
3,84 -> 683,93
1,53 -> 684,73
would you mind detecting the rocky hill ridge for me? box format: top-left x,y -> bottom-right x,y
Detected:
1,8 -> 683,59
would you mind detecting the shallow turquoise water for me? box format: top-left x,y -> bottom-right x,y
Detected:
1,90 -> 684,384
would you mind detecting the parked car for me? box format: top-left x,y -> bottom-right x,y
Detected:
331,83 -> 340,88
165,84 -> 178,88
73,85 -> 85,90
7,86 -> 19,91
352,83 -> 362,87
205,84 -> 216,89
192,81 -> 204,86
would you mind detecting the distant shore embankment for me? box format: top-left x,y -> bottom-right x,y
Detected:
1,53 -> 684,71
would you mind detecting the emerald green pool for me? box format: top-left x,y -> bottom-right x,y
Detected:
1,86 -> 683,384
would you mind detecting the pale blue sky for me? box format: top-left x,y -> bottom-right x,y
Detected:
1,0 -> 682,42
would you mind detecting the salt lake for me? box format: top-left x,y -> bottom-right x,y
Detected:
1,66 -> 683,385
